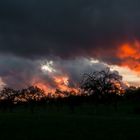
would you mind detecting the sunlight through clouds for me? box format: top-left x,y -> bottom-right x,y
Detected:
110,65 -> 140,87
41,61 -> 56,73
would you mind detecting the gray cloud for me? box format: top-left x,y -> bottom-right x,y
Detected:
0,55 -> 108,89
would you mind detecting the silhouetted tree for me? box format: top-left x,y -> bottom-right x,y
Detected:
0,87 -> 18,111
80,68 -> 124,111
20,86 -> 46,113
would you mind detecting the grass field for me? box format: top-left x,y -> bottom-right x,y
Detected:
0,104 -> 140,140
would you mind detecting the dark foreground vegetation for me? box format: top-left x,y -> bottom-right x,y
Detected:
0,98 -> 140,140
0,69 -> 140,139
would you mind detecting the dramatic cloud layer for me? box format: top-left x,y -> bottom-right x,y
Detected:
0,0 -> 140,89
0,55 -> 109,90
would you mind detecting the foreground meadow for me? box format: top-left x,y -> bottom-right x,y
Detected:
0,103 -> 140,140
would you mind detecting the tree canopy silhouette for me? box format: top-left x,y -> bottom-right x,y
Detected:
80,68 -> 124,96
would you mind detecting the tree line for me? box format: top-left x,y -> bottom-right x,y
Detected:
0,68 -> 140,113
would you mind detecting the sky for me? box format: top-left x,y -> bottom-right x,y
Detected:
0,0 -> 140,92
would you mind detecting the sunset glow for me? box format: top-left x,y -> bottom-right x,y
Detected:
33,75 -> 79,96
117,41 -> 140,72
0,0 -> 140,93
34,82 -> 55,95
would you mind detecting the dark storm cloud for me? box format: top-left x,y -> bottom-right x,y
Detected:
0,0 -> 140,61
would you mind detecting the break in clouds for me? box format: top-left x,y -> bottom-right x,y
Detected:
0,0 -> 140,88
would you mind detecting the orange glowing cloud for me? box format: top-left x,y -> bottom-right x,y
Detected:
34,82 -> 55,95
53,75 -> 79,94
33,75 -> 79,97
117,41 -> 140,72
